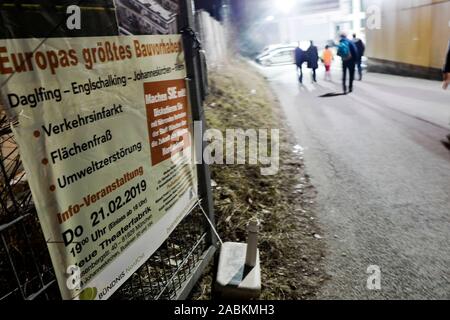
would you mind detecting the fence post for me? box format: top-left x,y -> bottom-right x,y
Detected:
180,0 -> 218,248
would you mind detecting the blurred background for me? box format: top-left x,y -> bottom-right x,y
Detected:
196,0 -> 450,80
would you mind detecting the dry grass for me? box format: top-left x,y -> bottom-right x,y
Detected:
190,60 -> 329,300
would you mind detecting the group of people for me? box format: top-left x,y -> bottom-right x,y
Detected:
294,40 -> 318,83
295,36 -> 450,143
294,33 -> 365,94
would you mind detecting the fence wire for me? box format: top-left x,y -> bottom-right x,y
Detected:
0,113 -> 211,300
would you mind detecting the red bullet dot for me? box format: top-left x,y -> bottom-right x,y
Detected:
42,158 -> 49,165
33,130 -> 40,138
49,185 -> 56,192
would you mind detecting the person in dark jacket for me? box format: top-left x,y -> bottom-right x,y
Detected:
443,40 -> 450,90
353,33 -> 365,80
295,43 -> 307,83
306,40 -> 319,82
443,40 -> 450,142
338,34 -> 358,93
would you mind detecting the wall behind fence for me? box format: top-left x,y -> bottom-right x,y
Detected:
196,10 -> 230,67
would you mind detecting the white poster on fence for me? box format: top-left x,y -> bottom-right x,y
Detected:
0,35 -> 197,300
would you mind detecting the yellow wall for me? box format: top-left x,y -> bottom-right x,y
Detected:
365,0 -> 450,69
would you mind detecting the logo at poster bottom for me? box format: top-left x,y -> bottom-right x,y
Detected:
79,287 -> 98,300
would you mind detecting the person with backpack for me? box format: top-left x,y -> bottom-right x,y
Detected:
337,33 -> 358,94
353,33 -> 365,81
295,42 -> 307,84
306,40 -> 319,82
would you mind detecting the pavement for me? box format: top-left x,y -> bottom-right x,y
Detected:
251,61 -> 450,299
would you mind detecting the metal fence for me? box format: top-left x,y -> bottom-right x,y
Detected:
0,114 -> 214,301
0,0 -> 216,301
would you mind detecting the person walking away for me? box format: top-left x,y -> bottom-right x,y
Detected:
337,34 -> 358,94
295,43 -> 306,84
306,40 -> 319,82
322,45 -> 334,81
443,40 -> 450,90
443,40 -> 450,142
353,33 -> 365,80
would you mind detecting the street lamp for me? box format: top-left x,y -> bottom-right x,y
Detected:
276,0 -> 296,14
221,0 -> 230,22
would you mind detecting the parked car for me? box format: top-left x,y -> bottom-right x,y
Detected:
256,43 -> 297,60
256,47 -> 296,66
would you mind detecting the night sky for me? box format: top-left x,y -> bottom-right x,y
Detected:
194,0 -> 340,24
194,0 -> 223,20
193,0 -> 339,56
193,0 -> 276,56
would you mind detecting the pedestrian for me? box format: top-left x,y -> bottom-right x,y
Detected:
306,40 -> 319,82
321,44 -> 334,81
353,33 -> 365,80
443,40 -> 450,90
295,43 -> 306,84
337,33 -> 358,94
443,40 -> 450,142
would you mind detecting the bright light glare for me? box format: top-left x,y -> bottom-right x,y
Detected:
276,0 -> 296,14
265,15 -> 275,22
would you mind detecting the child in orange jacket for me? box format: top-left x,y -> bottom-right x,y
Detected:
322,45 -> 334,81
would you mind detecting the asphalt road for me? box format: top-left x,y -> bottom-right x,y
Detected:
252,61 -> 450,299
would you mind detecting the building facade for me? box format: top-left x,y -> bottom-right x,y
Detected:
258,0 -> 366,50
364,0 -> 450,79
158,0 -> 179,13
115,0 -> 179,35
